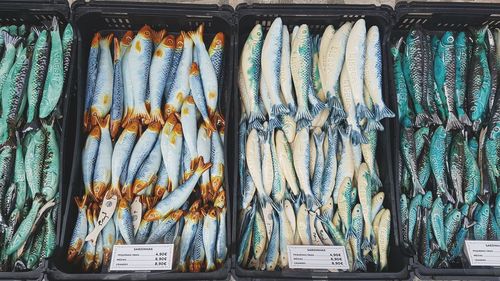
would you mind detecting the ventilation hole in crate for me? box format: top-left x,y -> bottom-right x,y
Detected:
402,18 -> 408,24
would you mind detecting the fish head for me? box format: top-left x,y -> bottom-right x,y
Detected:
421,191 -> 433,209
172,123 -> 183,138
124,119 -> 140,135
163,113 -> 178,134
121,31 -> 134,48
190,199 -> 202,212
247,24 -> 263,45
209,32 -> 224,53
175,33 -> 184,50
162,35 -> 175,49
138,25 -> 153,41
91,32 -> 101,48
373,192 -> 385,205
441,31 -> 454,46
147,121 -> 162,133
208,207 -> 219,219
489,124 -> 500,139
67,243 -> 83,263
169,210 -> 185,221
353,203 -> 362,216
456,32 -> 467,47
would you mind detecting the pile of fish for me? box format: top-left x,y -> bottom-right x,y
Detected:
395,26 -> 500,268
0,17 -> 73,271
238,18 -> 394,272
67,24 -> 227,273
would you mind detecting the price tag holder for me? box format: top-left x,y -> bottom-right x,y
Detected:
465,240 -> 500,267
287,245 -> 349,270
109,244 -> 174,271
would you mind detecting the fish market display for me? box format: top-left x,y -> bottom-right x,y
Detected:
0,18 -> 73,272
395,26 -> 500,268
68,24 -> 227,273
238,18 -> 394,272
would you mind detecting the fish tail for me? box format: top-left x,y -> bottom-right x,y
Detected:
430,113 -> 442,125
102,33 -> 113,47
203,118 -> 217,137
74,195 -> 88,209
2,31 -> 20,47
268,116 -> 283,131
441,189 -> 456,205
50,16 -> 59,32
188,24 -> 204,46
354,257 -> 367,271
206,262 -> 216,272
445,112 -> 463,131
96,114 -> 110,130
149,108 -> 165,125
411,176 -> 425,197
195,156 -> 212,174
271,103 -> 290,117
288,104 -> 297,116
130,104 -> 150,124
374,103 -> 395,121
189,260 -> 203,272
304,193 -> 320,210
327,95 -> 345,114
248,108 -> 265,130
472,120 -> 482,132
415,113 -> 429,127
294,107 -> 313,130
371,172 -> 382,187
356,103 -> 375,120
177,261 -> 187,272
92,182 -> 107,202
22,118 -> 41,133
362,237 -> 372,250
153,29 -> 167,45
110,119 -> 121,140
364,118 -> 384,132
458,112 -> 472,127
350,127 -> 367,145
308,94 -> 326,117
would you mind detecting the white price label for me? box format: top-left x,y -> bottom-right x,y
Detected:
465,240 -> 500,267
109,244 -> 174,271
287,245 -> 349,270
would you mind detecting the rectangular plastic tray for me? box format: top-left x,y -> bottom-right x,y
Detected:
231,3 -> 410,280
390,1 -> 500,280
47,1 -> 234,280
0,0 -> 75,280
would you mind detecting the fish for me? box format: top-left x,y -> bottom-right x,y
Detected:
0,32 -> 20,108
148,34 -> 175,124
246,128 -> 269,205
391,37 -> 412,127
338,177 -> 355,239
449,133 -> 465,204
311,130 -> 325,201
25,127 -> 47,198
320,126 -> 338,205
62,23 -> 74,82
101,214 -> 115,266
291,25 -> 315,129
143,157 -> 211,221
455,32 -> 472,126
202,207 -> 218,271
280,25 -> 296,114
209,32 -> 224,85
6,195 -> 44,255
275,130 -> 299,196
116,199 -> 134,245
110,120 -> 139,198
13,134 -> 26,210
358,163 -> 375,249
177,210 -> 202,272
89,34 -> 114,123
24,30 -> 49,132
180,95 -> 198,161
440,32 -> 463,130
132,137 -> 162,194
293,127 -> 318,209
429,126 -> 455,203
210,128 -> 225,193
365,25 -> 394,122
110,32 -> 133,138
333,127 -> 355,203
377,209 -> 390,271
189,25 -> 218,118
474,203 -> 489,240
240,24 -> 265,129
190,63 -> 216,133
400,126 -> 425,197
350,204 -> 366,271
323,22 -> 352,121
92,115 -> 112,200
464,135 -> 481,204
39,17 -> 65,119
41,122 -> 60,201
340,61 -> 366,145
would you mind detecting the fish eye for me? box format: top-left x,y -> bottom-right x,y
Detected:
256,31 -> 262,36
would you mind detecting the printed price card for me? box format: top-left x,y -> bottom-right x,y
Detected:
465,240 -> 500,267
110,244 -> 174,271
288,245 -> 349,270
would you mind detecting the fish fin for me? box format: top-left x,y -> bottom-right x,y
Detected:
374,103 -> 395,121
445,112 -> 463,131
96,114 -> 110,130
356,103 -> 374,120
31,26 -> 41,37
295,107 -> 313,130
477,193 -> 490,205
313,130 -> 325,147
327,95 -> 347,118
195,156 -> 212,174
308,93 -> 326,117
415,113 -> 428,127
361,237 -> 372,250
113,37 -> 121,63
441,190 -> 456,205
110,120 -> 121,140
287,104 -> 297,116
304,193 -> 321,211
364,253 -> 374,264
152,29 -> 166,45
350,127 -> 367,145
271,104 -> 290,116
458,113 -> 472,127
204,118 -> 217,137
130,104 -> 150,124
177,261 -> 187,272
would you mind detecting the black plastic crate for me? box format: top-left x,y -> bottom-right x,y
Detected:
48,1 -> 234,280
231,3 -> 410,280
0,0 -> 75,280
390,1 -> 500,280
